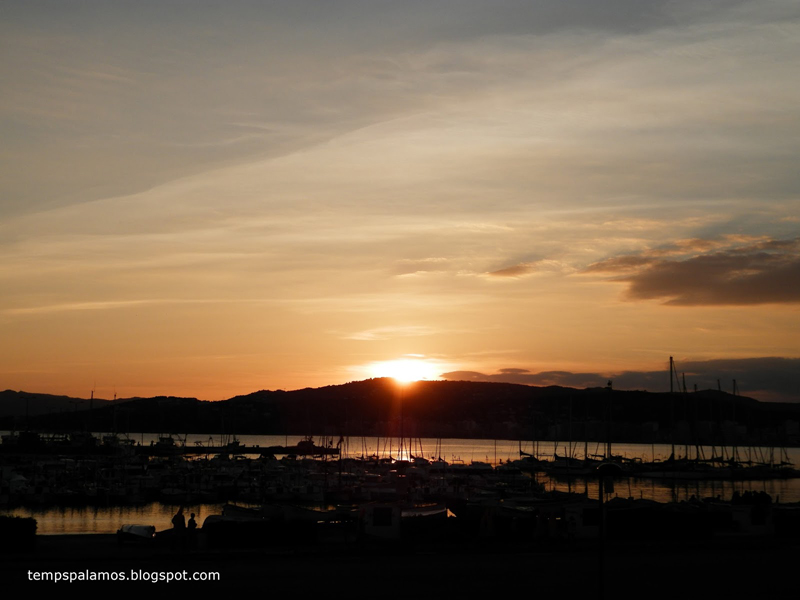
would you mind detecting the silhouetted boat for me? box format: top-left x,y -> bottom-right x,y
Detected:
262,436 -> 340,457
360,502 -> 451,541
116,524 -> 155,543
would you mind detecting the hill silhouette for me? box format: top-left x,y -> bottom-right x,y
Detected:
2,379 -> 799,446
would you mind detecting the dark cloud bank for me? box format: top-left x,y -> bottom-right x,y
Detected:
587,237 -> 800,306
443,357 -> 800,403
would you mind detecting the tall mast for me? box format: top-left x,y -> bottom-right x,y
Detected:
670,357 -> 674,394
606,381 -> 612,460
732,379 -> 738,463
669,357 -> 675,459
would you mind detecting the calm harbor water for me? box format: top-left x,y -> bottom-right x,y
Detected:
3,433 -> 799,534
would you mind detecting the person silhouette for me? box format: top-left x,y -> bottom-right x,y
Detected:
187,512 -> 198,547
171,507 -> 187,550
172,507 -> 186,530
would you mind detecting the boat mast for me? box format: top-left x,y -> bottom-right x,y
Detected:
732,379 -> 738,464
606,381 -> 612,460
669,357 -> 676,459
682,372 -> 689,460
563,394 -> 573,492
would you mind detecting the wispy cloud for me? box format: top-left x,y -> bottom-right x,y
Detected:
344,325 -> 439,341
392,258 -> 451,277
3,298 -> 271,316
486,262 -> 538,278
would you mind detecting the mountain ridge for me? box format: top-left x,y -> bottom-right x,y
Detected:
2,378 -> 798,445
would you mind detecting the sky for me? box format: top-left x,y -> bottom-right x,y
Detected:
2,0 -> 799,402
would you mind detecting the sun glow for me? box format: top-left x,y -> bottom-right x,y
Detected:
366,358 -> 442,384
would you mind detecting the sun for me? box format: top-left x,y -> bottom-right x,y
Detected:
367,358 -> 441,384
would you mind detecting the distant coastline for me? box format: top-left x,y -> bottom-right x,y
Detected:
3,379 -> 800,446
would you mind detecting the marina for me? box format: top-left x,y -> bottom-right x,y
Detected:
3,432 -> 800,535
4,431 -> 800,595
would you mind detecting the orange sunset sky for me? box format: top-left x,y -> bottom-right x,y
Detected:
2,1 -> 799,402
